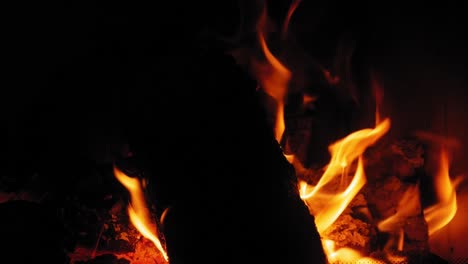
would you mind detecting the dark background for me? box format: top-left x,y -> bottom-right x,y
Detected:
3,0 -> 468,261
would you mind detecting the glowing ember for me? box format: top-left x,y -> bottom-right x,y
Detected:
113,165 -> 169,262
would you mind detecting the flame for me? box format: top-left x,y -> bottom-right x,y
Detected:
423,149 -> 459,236
315,157 -> 367,233
281,0 -> 302,39
301,119 -> 390,200
323,239 -> 362,263
113,166 -> 169,262
375,184 -> 418,255
377,184 -> 421,233
323,239 -> 386,264
255,6 -> 291,143
300,118 -> 390,234
370,72 -> 384,125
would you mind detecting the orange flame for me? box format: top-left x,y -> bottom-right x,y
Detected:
423,149 -> 459,236
256,7 -> 291,143
377,184 -> 421,233
113,166 -> 169,262
281,0 -> 302,39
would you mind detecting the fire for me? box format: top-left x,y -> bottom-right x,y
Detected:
113,165 -> 169,262
296,118 -> 390,263
252,2 -> 395,262
252,1 -> 462,257
107,3 -> 462,263
423,149 -> 459,236
304,156 -> 367,234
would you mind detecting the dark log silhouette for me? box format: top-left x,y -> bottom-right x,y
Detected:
123,46 -> 327,263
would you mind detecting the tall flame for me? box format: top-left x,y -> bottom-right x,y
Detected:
256,6 -> 291,143
423,149 -> 459,236
113,166 -> 169,262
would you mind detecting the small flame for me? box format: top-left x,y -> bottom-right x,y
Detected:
377,184 -> 421,233
281,0 -> 302,39
423,149 -> 459,236
113,166 -> 169,262
370,72 -> 384,126
397,228 -> 404,251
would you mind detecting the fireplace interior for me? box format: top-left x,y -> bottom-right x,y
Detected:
3,1 -> 468,263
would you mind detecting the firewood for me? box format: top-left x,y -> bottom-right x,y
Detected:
125,51 -> 327,264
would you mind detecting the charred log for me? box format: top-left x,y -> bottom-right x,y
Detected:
123,50 -> 327,264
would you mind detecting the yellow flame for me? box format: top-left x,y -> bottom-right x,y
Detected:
423,149 -> 459,236
299,119 -> 390,235
314,157 -> 367,233
301,118 -> 391,200
113,166 -> 169,262
323,239 -> 385,264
